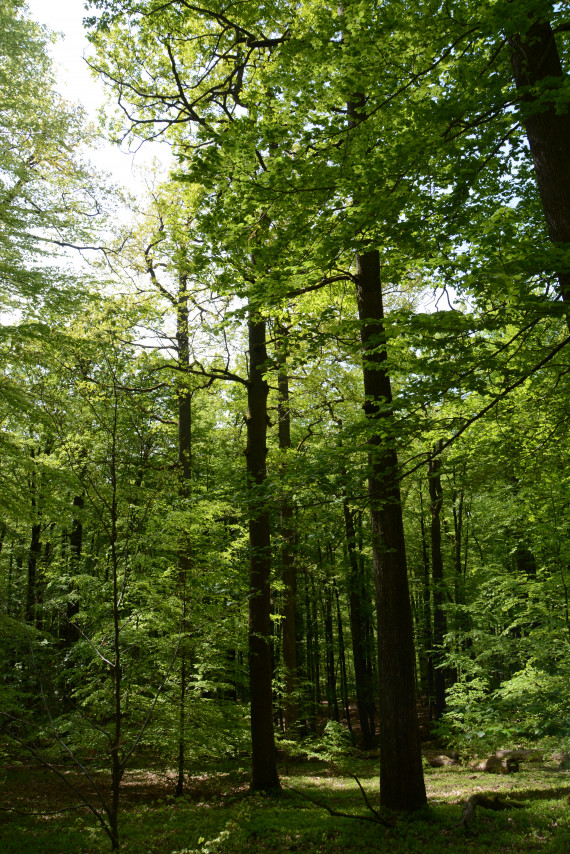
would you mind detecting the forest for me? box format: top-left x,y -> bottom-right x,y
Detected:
1,0 -> 570,851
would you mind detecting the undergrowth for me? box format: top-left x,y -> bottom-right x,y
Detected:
1,756 -> 570,853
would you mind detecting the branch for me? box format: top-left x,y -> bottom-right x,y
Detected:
0,804 -> 87,817
284,784 -> 393,828
120,613 -> 184,770
286,273 -> 353,300
401,333 -> 570,481
350,774 -> 385,823
167,360 -> 248,385
1,722 -> 113,841
38,237 -> 128,255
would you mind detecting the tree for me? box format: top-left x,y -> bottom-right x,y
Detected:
18,0 -> 566,826
506,4 -> 570,311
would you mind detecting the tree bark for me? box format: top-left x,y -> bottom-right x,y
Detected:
419,485 -> 435,717
320,552 -> 339,722
508,15 -> 570,310
304,569 -> 317,731
333,577 -> 353,736
176,273 -> 192,798
428,447 -> 446,719
62,494 -> 84,647
246,313 -> 280,791
26,521 -> 41,626
355,249 -> 426,811
276,325 -> 298,733
344,498 -> 375,748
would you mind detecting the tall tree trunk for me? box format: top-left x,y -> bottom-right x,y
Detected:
176,273 -> 192,798
452,489 -> 464,605
451,486 -> 470,675
508,14 -> 570,310
333,577 -> 353,737
246,313 -> 280,791
26,449 -> 41,626
304,569 -> 317,731
358,512 -> 377,739
63,494 -> 84,647
355,249 -> 426,812
419,486 -> 435,717
310,571 -> 322,709
26,522 -> 41,626
428,447 -> 446,719
344,498 -> 375,748
320,547 -> 339,722
276,325 -> 298,733
109,402 -> 122,852
336,415 -> 375,747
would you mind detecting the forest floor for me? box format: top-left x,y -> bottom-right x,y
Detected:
1,754 -> 570,853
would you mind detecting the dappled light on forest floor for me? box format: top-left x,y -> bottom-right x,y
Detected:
2,758 -> 570,853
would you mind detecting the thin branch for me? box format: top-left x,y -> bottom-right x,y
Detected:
350,774 -> 384,822
286,273 -> 353,300
0,804 -> 88,817
284,784 -> 393,828
1,724 -> 113,840
120,614 -> 184,770
401,333 -> 570,481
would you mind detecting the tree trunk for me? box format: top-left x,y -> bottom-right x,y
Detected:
62,494 -> 84,647
276,325 -> 298,733
428,448 -> 446,719
321,566 -> 339,722
355,248 -> 426,812
333,577 -> 353,737
176,273 -> 192,798
508,15 -> 570,310
109,408 -> 123,852
419,485 -> 435,717
26,522 -> 41,626
304,569 -> 317,731
246,313 -> 280,791
344,498 -> 375,748
26,450 -> 41,626
310,571 -> 322,709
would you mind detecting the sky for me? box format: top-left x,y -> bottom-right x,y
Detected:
25,0 -> 171,190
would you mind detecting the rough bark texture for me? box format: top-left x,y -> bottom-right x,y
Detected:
508,17 -> 570,308
247,315 -> 280,791
355,249 -> 426,811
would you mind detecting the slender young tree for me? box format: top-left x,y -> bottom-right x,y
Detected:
428,446 -> 446,719
276,324 -> 298,732
246,311 -> 280,791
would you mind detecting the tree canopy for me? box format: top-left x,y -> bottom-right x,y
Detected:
2,0 -> 570,849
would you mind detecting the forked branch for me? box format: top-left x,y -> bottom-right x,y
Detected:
284,780 -> 394,828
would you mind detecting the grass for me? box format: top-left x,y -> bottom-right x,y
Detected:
1,756 -> 570,853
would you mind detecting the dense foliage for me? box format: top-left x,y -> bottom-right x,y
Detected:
1,0 -> 570,849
